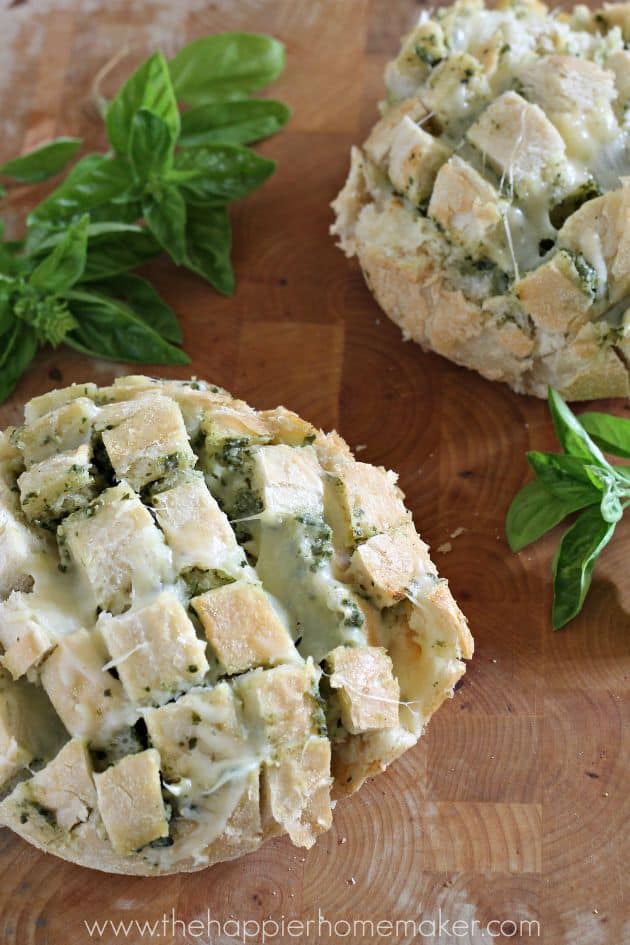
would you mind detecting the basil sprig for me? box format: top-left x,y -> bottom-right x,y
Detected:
0,32 -> 288,402
506,388 -> 630,629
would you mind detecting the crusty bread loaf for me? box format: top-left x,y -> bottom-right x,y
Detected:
332,0 -> 630,399
0,375 -> 472,874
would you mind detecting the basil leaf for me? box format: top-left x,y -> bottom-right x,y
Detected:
66,289 -> 189,365
0,137 -> 82,183
29,215 -> 89,293
129,109 -> 174,181
578,410 -> 630,459
179,99 -> 290,147
505,479 -> 598,552
552,506 -> 615,629
170,33 -> 284,106
184,204 -> 234,295
83,229 -> 159,279
88,273 -> 182,344
142,185 -> 187,264
106,51 -> 179,156
547,387 -> 612,470
173,145 -> 274,204
28,154 -> 135,229
0,288 -> 14,336
0,239 -> 25,276
0,322 -> 38,404
35,223 -> 160,281
526,451 -> 603,502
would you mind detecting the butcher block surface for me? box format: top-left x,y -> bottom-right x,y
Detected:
0,2 -> 628,943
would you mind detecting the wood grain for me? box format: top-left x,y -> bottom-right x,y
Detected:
0,1 -> 628,943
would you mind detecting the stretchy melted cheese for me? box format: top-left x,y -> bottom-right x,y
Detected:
332,0 -> 630,400
0,376 -> 472,875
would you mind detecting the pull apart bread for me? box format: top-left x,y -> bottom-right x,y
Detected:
0,376 -> 472,874
333,0 -> 630,399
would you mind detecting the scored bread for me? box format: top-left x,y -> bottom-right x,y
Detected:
0,375 -> 472,875
332,0 -> 630,400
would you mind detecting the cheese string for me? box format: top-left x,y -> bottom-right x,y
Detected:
319,668 -> 423,722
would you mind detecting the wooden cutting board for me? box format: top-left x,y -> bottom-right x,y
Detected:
0,2 -> 628,943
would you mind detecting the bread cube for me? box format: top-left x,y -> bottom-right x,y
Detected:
429,155 -> 506,261
559,184 -> 630,302
0,505 -> 35,599
421,53 -> 490,132
104,376 -> 230,437
60,483 -> 172,614
40,627 -> 134,744
262,735 -> 332,848
348,522 -> 436,608
18,444 -> 96,524
0,671 -> 67,789
99,592 -> 208,705
22,738 -> 96,831
201,401 -> 271,446
24,383 -> 98,424
598,2 -> 630,40
384,20 -> 446,100
326,645 -> 400,734
151,476 -> 245,578
16,397 -> 97,467
514,250 -> 595,332
0,591 -> 55,679
326,461 -> 409,547
237,662 -> 320,751
192,581 -> 295,675
259,407 -> 317,448
364,97 -> 429,167
517,54 -> 616,115
143,682 -> 247,791
94,749 -> 169,855
387,116 -> 451,205
253,444 -> 323,518
101,395 -> 195,491
467,91 -> 566,193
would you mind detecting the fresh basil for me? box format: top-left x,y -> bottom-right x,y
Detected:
0,323 -> 38,402
81,225 -> 160,280
578,410 -> 630,459
551,507 -> 616,629
173,144 -> 275,204
0,137 -> 82,183
29,215 -> 89,293
129,109 -> 174,180
506,479 -> 598,553
0,29 -> 287,401
142,185 -> 187,264
507,388 -> 630,630
32,222 -> 160,281
66,289 -> 189,365
106,51 -> 179,156
88,272 -> 182,344
547,387 -> 611,470
170,33 -> 284,105
179,99 -> 290,147
184,204 -> 234,295
525,451 -> 602,502
28,154 -> 135,231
